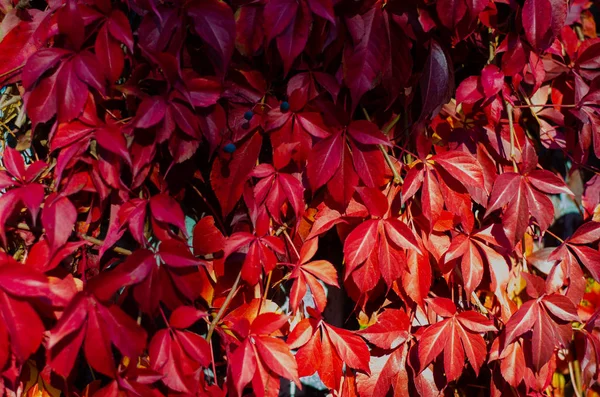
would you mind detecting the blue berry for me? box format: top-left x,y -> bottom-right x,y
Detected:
244,110 -> 254,120
223,143 -> 236,153
280,101 -> 290,112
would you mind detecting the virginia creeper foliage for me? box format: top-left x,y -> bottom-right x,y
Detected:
0,0 -> 600,396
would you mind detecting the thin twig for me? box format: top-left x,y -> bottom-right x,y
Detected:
0,64 -> 25,79
379,145 -> 403,184
159,305 -> 170,327
503,99 -> 519,172
209,339 -> 218,386
470,292 -> 488,314
257,270 -> 273,316
532,221 -> 564,243
574,25 -> 585,41
206,271 -> 242,341
487,28 -> 496,64
517,87 -> 544,128
189,183 -> 227,232
0,86 -> 12,109
79,233 -> 133,255
513,103 -> 576,109
0,96 -> 20,110
568,360 -> 583,397
16,222 -> 133,255
15,105 -> 27,129
362,107 -> 402,184
282,229 -> 300,259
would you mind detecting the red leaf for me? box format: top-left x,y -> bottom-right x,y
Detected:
456,75 -> 483,105
187,0 -> 235,74
480,64 -> 504,97
327,142 -> 359,210
56,60 -> 90,122
149,194 -> 187,236
419,40 -> 453,120
95,24 -> 124,83
0,11 -> 51,85
211,132 -> 263,216
169,306 -> 207,329
263,0 -> 298,41
427,297 -> 457,317
503,295 -> 578,370
307,132 -> 344,190
356,187 -> 389,218
159,239 -> 201,268
25,65 -> 60,125
347,120 -> 391,147
500,341 -> 526,387
42,194 -> 77,253
569,221 -> 600,244
0,262 -> 48,364
402,251 -> 431,307
324,323 -> 371,373
135,96 -> 167,128
290,255 -> 338,313
359,309 -> 410,349
343,220 -> 379,276
229,340 -> 256,396
433,152 -> 484,189
527,170 -> 572,195
48,294 -> 147,377
436,0 -> 467,31
276,0 -> 310,75
383,218 -> 421,253
253,336 -> 300,385
419,311 -> 493,382
193,216 -> 225,255
343,7 -> 388,109
521,0 -> 566,51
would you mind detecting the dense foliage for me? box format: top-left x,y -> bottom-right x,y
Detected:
0,0 -> 600,395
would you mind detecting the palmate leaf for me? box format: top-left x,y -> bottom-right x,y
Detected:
47,291 -> 147,377
0,148 -> 46,245
23,45 -> 106,125
250,163 -> 305,224
549,221 -> 600,282
342,195 -> 422,292
418,298 -> 496,382
289,238 -> 338,313
0,255 -> 51,368
227,312 -> 299,397
356,344 -> 410,397
224,232 -> 285,285
502,293 -> 579,371
288,310 -> 370,391
443,224 -> 510,296
147,307 -> 210,394
265,94 -> 330,165
307,120 -> 390,204
485,148 -> 572,246
401,149 -> 484,230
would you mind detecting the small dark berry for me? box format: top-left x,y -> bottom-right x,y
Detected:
244,110 -> 254,120
280,101 -> 290,112
223,143 -> 236,153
